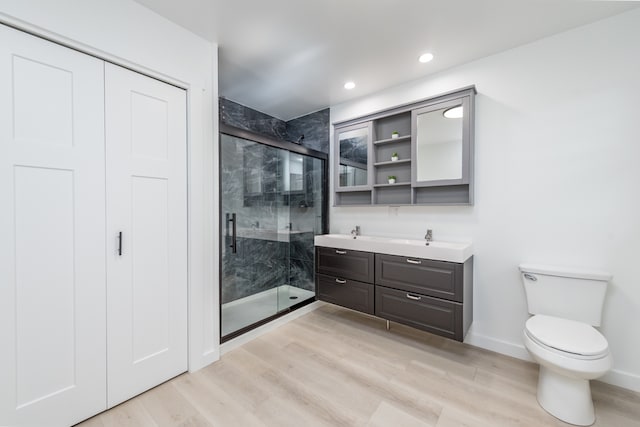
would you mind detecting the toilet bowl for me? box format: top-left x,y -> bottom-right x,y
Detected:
519,264 -> 612,426
523,315 -> 611,426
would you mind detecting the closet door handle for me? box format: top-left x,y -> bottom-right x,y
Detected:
118,231 -> 123,256
335,250 -> 347,255
406,293 -> 421,301
335,278 -> 347,284
406,258 -> 422,265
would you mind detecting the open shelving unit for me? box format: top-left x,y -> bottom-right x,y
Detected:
371,112 -> 412,205
333,86 -> 475,207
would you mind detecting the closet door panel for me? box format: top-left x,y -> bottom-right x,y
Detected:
105,63 -> 187,407
0,24 -> 106,426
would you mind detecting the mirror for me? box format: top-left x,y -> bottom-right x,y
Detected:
282,152 -> 304,193
416,103 -> 463,182
338,127 -> 368,187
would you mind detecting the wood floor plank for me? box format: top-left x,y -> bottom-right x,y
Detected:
175,414 -> 214,427
393,358 -> 567,427
592,381 -> 640,420
368,400 -> 436,427
170,369 -> 266,427
434,406 -> 493,427
241,339 -> 367,426
271,321 -> 443,425
95,399 -> 158,427
75,414 -> 105,427
76,305 -> 640,427
138,381 -> 200,427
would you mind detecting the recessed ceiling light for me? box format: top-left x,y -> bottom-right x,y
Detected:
443,106 -> 463,119
344,81 -> 356,90
418,53 -> 434,63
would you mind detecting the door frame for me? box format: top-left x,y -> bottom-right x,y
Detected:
218,124 -> 329,343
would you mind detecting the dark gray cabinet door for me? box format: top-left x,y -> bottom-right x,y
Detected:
316,247 -> 374,283
316,274 -> 374,314
375,254 -> 462,302
375,286 -> 462,341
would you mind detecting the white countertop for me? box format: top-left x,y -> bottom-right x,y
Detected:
314,234 -> 473,263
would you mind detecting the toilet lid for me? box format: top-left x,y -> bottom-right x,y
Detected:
525,315 -> 608,357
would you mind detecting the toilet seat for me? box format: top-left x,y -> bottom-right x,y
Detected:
525,315 -> 609,360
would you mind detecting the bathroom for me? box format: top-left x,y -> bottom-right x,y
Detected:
1,1 -> 639,426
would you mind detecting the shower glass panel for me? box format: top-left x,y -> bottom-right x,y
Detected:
220,131 -> 325,340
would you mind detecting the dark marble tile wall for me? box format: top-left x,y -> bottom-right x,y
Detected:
221,233 -> 315,303
219,97 -> 329,154
220,98 -> 287,141
221,236 -> 290,304
289,232 -> 315,293
285,108 -> 330,154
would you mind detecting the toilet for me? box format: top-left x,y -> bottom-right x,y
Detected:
520,264 -> 612,426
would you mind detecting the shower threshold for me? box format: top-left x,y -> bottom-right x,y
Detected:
221,285 -> 315,338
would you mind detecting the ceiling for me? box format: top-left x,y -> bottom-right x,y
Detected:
133,0 -> 638,120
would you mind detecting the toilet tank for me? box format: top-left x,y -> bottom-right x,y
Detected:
519,264 -> 611,326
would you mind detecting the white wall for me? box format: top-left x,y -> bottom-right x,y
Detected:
0,0 -> 220,371
330,9 -> 640,391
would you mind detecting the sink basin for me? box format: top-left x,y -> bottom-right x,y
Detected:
314,234 -> 472,263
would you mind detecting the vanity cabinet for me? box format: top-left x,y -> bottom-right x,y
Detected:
375,254 -> 463,302
333,86 -> 475,206
316,275 -> 375,315
315,246 -> 473,342
375,287 -> 462,341
375,254 -> 473,341
316,246 -> 374,282
316,247 -> 375,314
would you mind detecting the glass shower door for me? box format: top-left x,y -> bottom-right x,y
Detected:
280,151 -> 323,309
220,131 -> 325,341
220,134 -> 287,338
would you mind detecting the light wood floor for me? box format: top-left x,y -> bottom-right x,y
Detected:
78,304 -> 640,427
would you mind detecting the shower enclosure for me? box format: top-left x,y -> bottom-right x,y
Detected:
220,125 -> 327,341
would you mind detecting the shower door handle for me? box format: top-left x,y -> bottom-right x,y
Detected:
228,213 -> 237,254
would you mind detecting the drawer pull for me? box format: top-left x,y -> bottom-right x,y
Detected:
335,250 -> 347,255
406,293 -> 422,301
335,278 -> 347,284
406,258 -> 422,265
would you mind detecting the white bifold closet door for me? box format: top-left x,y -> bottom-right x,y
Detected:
0,25 -> 107,426
104,63 -> 188,408
1,24 -> 188,426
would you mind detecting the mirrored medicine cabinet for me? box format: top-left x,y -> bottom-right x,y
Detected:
335,122 -> 373,191
333,86 -> 475,206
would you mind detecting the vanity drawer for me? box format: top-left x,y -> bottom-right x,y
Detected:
316,247 -> 374,283
375,254 -> 463,302
316,274 -> 374,315
375,286 -> 462,341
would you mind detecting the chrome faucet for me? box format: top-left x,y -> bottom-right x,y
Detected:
425,229 -> 433,245
351,225 -> 361,239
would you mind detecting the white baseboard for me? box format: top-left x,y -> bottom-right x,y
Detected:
600,368 -> 640,393
464,330 -> 533,362
189,349 -> 220,373
464,330 -> 640,392
220,301 -> 325,356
